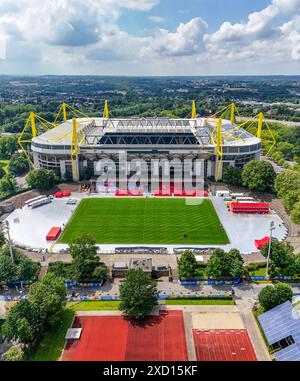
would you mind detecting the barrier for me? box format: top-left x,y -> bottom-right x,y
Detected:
180,278 -> 241,285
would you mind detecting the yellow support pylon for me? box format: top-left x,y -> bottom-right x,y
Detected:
191,100 -> 197,119
230,103 -> 235,124
71,118 -> 79,181
62,103 -> 67,122
30,112 -> 37,137
257,112 -> 263,139
103,100 -> 109,118
215,118 -> 223,181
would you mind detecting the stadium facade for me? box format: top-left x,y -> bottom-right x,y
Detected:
29,111 -> 261,187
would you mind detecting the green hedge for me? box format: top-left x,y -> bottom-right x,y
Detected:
166,295 -> 233,301
0,187 -> 30,202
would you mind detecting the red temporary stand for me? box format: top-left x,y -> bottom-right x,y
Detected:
55,192 -> 63,198
185,190 -> 196,197
46,227 -> 61,241
254,236 -> 270,249
62,190 -> 71,197
230,202 -> 269,214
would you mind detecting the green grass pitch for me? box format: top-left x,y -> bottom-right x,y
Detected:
60,198 -> 229,245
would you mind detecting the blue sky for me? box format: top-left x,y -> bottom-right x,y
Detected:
0,0 -> 299,75
120,0 -> 271,36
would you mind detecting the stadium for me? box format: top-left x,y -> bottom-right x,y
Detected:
7,101 -> 284,254
19,102 -> 266,186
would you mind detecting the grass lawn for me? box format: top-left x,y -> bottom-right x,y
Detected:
33,309 -> 74,361
250,268 -> 266,277
165,299 -> 235,305
67,301 -> 121,311
60,198 -> 229,245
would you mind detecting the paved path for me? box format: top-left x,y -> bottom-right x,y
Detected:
235,299 -> 271,361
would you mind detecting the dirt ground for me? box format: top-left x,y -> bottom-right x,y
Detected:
0,183 -> 81,210
191,311 -> 244,329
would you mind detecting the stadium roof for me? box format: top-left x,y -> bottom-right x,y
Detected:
258,301 -> 300,361
32,117 -> 259,148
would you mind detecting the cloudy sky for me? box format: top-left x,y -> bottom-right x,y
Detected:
0,0 -> 300,75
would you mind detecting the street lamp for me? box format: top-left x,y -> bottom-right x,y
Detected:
2,220 -> 14,263
265,221 -> 275,280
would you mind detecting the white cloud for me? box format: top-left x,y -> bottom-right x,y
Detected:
148,15 -> 165,23
0,0 -> 300,74
142,17 -> 208,57
281,16 -> 300,59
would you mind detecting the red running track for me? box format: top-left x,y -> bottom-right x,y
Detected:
193,329 -> 257,361
62,311 -> 188,361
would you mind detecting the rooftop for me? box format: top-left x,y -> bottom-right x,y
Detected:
32,117 -> 260,148
258,301 -> 300,361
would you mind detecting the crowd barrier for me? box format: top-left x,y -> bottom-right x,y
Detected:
180,278 -> 240,285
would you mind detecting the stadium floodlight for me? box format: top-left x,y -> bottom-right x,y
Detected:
265,221 -> 275,279
2,220 -> 14,263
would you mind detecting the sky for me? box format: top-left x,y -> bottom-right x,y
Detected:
0,0 -> 300,76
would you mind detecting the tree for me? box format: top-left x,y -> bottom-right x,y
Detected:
178,250 -> 198,278
0,246 -> 40,283
260,239 -> 294,268
0,174 -> 17,194
283,190 -> 300,212
69,234 -> 108,282
0,137 -> 18,159
29,274 -> 66,328
242,160 -> 276,191
0,254 -> 17,283
0,166 -> 5,179
258,283 -> 293,311
48,261 -> 69,279
206,248 -> 244,278
119,269 -> 157,319
291,201 -> 300,224
2,345 -> 24,361
16,255 -> 40,282
2,300 -> 35,345
26,167 -> 58,190
0,231 -> 6,248
275,170 -> 300,199
222,166 -> 242,186
8,154 -> 29,177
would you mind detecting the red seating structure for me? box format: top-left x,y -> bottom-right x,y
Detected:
115,189 -> 143,197
115,190 -> 130,196
254,236 -> 270,250
173,189 -> 186,197
185,190 -> 196,197
46,227 -> 61,241
195,190 -> 208,197
62,190 -> 71,197
230,202 -> 269,214
55,190 -> 72,198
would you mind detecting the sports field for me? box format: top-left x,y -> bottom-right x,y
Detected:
193,329 -> 257,361
60,198 -> 229,244
62,311 -> 188,361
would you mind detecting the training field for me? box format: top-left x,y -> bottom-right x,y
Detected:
60,198 -> 229,245
193,329 -> 257,361
62,311 -> 188,361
